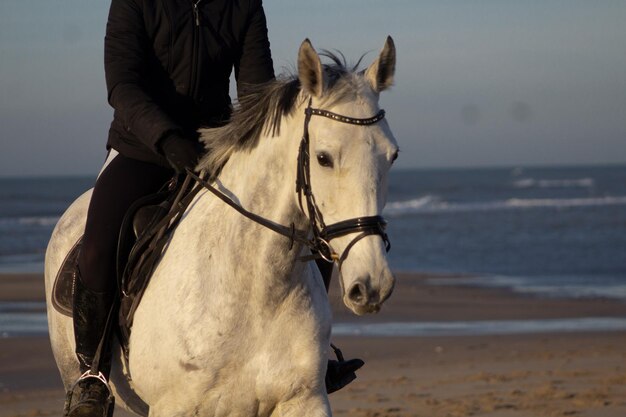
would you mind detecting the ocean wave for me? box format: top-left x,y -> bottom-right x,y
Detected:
513,177 -> 595,189
503,196 -> 626,208
384,195 -> 626,215
426,275 -> 626,301
332,317 -> 626,337
514,284 -> 626,300
0,216 -> 59,227
384,195 -> 440,212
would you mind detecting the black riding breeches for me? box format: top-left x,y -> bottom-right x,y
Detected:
78,153 -> 173,292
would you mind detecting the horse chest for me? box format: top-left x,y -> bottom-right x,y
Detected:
127,274 -> 330,406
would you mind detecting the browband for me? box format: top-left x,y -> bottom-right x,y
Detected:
306,108 -> 386,125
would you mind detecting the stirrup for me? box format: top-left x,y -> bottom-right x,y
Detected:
63,371 -> 115,417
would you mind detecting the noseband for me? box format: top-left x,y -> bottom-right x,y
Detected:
296,99 -> 390,268
187,98 -> 391,270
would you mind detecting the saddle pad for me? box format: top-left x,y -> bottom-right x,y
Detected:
52,238 -> 82,317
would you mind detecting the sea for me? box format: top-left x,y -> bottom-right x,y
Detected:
1,165 -> 625,299
2,165 -> 626,337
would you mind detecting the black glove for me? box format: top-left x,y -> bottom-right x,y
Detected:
159,134 -> 202,174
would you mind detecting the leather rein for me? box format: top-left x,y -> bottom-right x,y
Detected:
186,99 -> 390,269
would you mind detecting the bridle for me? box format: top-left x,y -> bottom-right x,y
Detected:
187,98 -> 391,270
295,99 -> 390,269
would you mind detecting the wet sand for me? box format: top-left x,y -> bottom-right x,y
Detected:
1,272 -> 626,417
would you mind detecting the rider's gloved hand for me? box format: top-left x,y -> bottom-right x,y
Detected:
159,133 -> 202,174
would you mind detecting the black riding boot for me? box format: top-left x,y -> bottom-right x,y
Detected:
325,350 -> 365,394
65,268 -> 115,417
315,258 -> 366,394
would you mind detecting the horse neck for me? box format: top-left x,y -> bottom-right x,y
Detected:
218,114 -> 304,233
194,110 -> 312,302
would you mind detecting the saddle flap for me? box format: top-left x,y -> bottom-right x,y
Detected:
52,238 -> 82,317
117,190 -> 171,283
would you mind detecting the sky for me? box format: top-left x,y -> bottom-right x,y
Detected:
0,0 -> 625,177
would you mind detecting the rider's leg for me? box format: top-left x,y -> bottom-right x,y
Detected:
314,258 -> 365,394
79,154 -> 173,293
67,154 -> 172,417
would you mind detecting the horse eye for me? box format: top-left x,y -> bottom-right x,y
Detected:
316,152 -> 334,168
391,150 -> 399,163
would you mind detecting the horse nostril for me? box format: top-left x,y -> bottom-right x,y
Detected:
348,281 -> 368,306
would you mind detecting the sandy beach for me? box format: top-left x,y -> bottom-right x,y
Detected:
1,272 -> 626,417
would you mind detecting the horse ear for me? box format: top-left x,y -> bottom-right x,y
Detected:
365,36 -> 396,93
298,39 -> 325,98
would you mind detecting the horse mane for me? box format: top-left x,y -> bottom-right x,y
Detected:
197,52 -> 366,176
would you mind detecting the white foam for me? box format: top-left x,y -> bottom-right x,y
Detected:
426,275 -> 626,301
503,196 -> 626,208
17,216 -> 59,226
513,177 -> 595,189
510,284 -> 626,300
333,317 -> 626,337
384,195 -> 626,216
384,195 -> 440,214
0,216 -> 59,227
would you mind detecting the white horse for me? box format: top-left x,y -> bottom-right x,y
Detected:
45,37 -> 398,417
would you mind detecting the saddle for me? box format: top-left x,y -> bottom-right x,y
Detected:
52,175 -> 202,361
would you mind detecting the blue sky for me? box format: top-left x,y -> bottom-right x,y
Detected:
1,0 -> 625,176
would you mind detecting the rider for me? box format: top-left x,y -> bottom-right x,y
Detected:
67,1 -> 362,416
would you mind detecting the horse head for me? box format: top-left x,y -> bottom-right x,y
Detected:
296,37 -> 398,315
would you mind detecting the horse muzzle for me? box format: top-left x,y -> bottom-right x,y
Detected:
343,271 -> 395,315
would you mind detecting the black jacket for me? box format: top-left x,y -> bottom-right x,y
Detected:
105,0 -> 274,166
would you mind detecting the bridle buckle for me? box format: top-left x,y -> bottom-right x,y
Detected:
315,237 -> 338,263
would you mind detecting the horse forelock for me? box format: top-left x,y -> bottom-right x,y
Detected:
197,53 -> 371,177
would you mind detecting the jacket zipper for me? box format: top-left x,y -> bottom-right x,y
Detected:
189,0 -> 203,97
192,0 -> 202,26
